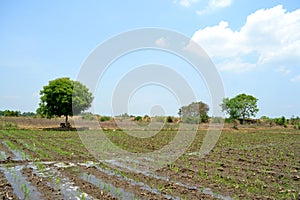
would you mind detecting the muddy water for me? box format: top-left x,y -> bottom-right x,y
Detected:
29,164 -> 94,200
80,172 -> 137,199
2,141 -> 30,160
93,163 -> 180,199
104,159 -> 233,200
0,166 -> 42,200
79,162 -> 180,200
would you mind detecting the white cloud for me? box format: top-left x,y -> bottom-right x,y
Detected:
191,5 -> 300,73
290,75 -> 300,82
217,59 -> 256,73
210,0 -> 232,8
197,0 -> 232,14
177,0 -> 198,7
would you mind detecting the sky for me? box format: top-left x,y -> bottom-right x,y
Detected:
0,0 -> 299,118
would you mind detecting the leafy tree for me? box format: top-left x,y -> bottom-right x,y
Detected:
221,93 -> 259,124
3,110 -> 20,117
37,77 -> 93,125
178,101 -> 209,124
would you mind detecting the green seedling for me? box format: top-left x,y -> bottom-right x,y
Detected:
21,183 -> 30,199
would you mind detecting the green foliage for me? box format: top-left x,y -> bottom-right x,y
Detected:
221,93 -> 259,124
134,116 -> 143,121
0,118 -> 18,129
81,112 -> 96,120
166,116 -> 173,123
178,101 -> 209,124
2,110 -> 20,117
290,115 -> 300,125
99,116 -> 111,122
21,112 -> 36,117
37,77 -> 93,123
274,116 -> 287,126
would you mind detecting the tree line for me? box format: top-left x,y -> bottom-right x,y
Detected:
1,77 -> 299,128
0,110 -> 35,117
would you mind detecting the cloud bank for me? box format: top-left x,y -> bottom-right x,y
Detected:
191,5 -> 300,74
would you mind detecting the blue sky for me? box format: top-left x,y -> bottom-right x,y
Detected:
1,0 -> 299,118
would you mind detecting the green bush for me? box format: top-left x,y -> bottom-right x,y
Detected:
3,110 -> 20,117
81,112 -> 96,120
134,116 -> 143,121
99,116 -> 111,122
274,116 -> 286,126
166,116 -> 173,123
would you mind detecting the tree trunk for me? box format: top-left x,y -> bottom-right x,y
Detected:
65,115 -> 68,125
241,115 -> 245,124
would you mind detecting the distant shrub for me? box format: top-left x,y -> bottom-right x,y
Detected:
99,116 -> 111,122
21,112 -> 36,117
81,112 -> 96,120
3,110 -> 20,117
274,116 -> 286,126
134,116 -> 143,121
166,116 -> 173,123
143,115 -> 151,122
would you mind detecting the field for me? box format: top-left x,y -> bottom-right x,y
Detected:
0,121 -> 299,199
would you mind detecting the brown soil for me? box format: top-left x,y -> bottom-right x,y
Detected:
58,167 -> 116,200
22,167 -> 64,200
0,170 -> 18,200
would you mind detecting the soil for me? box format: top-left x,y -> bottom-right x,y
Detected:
0,120 -> 299,199
21,167 -> 64,200
0,170 -> 18,200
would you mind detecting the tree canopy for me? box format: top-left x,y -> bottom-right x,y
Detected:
221,93 -> 259,124
178,101 -> 209,124
37,77 -> 93,125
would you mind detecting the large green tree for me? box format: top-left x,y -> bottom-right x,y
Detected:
221,93 -> 259,124
178,101 -> 209,124
37,77 -> 93,125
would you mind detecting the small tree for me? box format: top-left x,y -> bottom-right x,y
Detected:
37,77 -> 93,126
221,93 -> 259,124
178,101 -> 209,124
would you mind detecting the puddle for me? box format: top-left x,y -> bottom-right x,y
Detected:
0,151 -> 7,161
78,162 -> 180,200
29,164 -> 94,200
53,162 -> 76,168
80,172 -> 137,200
101,159 -> 233,200
2,141 -> 30,161
0,165 -> 42,200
